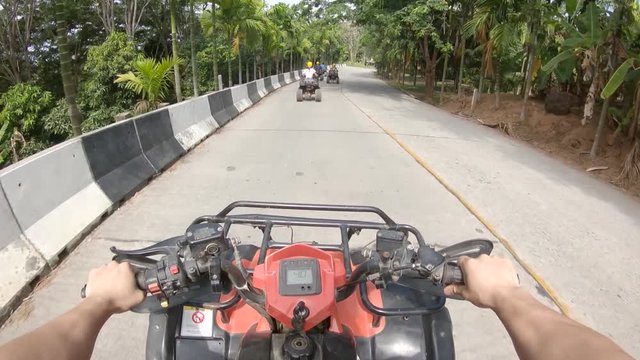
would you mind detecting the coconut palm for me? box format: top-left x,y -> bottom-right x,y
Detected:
115,57 -> 184,113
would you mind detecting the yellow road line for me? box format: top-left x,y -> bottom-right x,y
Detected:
342,92 -> 572,317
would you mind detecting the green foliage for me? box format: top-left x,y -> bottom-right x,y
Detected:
0,83 -> 57,165
541,49 -> 576,73
80,32 -> 139,111
115,57 -> 184,113
0,83 -> 54,135
82,106 -> 125,132
43,99 -> 73,138
601,58 -> 636,99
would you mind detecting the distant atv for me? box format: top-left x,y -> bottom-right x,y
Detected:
327,69 -> 340,84
297,77 -> 322,102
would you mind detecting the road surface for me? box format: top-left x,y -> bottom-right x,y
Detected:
1,67 -> 638,359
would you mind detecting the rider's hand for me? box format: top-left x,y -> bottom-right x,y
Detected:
85,261 -> 145,314
443,255 -> 520,310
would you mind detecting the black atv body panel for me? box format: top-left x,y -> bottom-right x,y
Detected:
146,287 -> 455,360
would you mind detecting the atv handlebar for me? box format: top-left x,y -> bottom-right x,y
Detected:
79,202 -> 492,315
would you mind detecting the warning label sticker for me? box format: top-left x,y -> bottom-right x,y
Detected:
180,306 -> 214,338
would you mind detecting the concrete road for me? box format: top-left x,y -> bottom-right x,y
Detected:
1,67 -> 638,359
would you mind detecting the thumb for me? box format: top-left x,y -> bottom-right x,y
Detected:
444,284 -> 467,300
444,284 -> 458,297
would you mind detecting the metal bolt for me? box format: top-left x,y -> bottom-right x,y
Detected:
188,267 -> 196,273
187,232 -> 193,237
425,264 -> 434,271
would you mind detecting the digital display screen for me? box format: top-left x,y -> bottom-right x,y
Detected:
286,268 -> 313,285
193,226 -> 215,240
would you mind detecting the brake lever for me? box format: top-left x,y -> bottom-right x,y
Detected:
109,236 -> 184,257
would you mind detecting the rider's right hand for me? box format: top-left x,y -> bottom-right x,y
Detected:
84,261 -> 145,314
444,255 -> 520,310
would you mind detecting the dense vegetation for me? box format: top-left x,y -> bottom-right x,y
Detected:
2,0 -> 640,185
0,0 -> 349,166
354,0 -> 640,183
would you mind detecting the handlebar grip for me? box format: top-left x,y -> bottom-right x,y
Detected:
135,270 -> 148,291
442,262 -> 464,285
80,270 -> 148,299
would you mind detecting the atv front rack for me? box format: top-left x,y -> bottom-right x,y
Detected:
192,201 -> 427,277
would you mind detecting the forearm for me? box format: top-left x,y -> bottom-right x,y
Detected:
0,298 -> 112,360
494,288 -> 632,360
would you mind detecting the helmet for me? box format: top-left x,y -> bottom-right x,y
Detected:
306,61 -> 313,68
316,61 -> 320,65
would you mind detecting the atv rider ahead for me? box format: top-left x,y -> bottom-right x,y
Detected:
302,61 -> 317,80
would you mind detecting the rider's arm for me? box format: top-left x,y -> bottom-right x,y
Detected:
444,256 -> 632,360
0,262 -> 144,360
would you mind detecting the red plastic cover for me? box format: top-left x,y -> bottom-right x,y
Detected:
252,244 -> 346,331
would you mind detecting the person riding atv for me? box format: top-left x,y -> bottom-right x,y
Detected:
298,61 -> 322,102
327,64 -> 340,84
314,61 -> 327,81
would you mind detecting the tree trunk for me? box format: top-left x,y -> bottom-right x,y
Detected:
211,2 -> 219,90
520,21 -> 538,121
413,48 -> 418,86
494,63 -> 501,109
457,40 -> 466,99
190,0 -> 199,96
290,47 -> 293,71
56,2 -> 83,136
440,53 -> 449,104
590,96 -> 610,158
421,34 -> 436,99
582,62 -> 599,126
402,47 -> 407,86
238,46 -> 242,84
518,55 -> 528,96
170,0 -> 183,102
478,54 -> 485,100
254,56 -> 257,80
628,87 -> 640,140
227,58 -> 232,87
246,56 -> 249,82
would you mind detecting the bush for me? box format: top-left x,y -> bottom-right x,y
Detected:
0,83 -> 56,166
80,32 -> 138,112
0,83 -> 54,136
43,99 -> 73,139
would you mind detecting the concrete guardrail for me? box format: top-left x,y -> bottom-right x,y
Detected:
0,70 -> 302,321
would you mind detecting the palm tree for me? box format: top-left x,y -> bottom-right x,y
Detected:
115,57 -> 183,113
189,0 -> 199,96
55,1 -> 83,136
201,2 -> 220,90
170,0 -> 183,101
213,0 -> 267,86
463,0 -> 511,103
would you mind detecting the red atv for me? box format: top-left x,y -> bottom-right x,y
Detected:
106,201 -> 492,360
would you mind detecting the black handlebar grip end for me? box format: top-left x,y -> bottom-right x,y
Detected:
442,263 -> 464,286
135,271 -> 147,291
